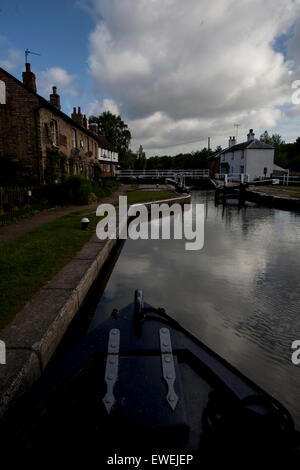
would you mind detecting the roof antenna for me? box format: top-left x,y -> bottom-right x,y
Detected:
25,48 -> 41,65
234,123 -> 240,141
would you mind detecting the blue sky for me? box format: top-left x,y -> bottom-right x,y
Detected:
0,0 -> 97,114
1,0 -> 300,155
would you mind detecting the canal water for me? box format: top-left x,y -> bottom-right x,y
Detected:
89,191 -> 300,427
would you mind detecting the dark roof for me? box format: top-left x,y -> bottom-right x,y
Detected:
0,66 -> 116,151
220,139 -> 274,154
97,134 -> 115,151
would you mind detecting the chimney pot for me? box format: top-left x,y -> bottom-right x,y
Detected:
78,107 -> 81,115
52,86 -> 57,94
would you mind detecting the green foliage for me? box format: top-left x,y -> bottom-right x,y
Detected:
0,153 -> 25,172
0,153 -> 27,184
135,145 -> 147,170
45,148 -> 67,184
93,162 -> 102,181
146,147 -> 214,170
259,131 -> 285,147
63,175 -> 96,205
89,111 -> 131,163
33,176 -> 119,206
121,149 -> 138,169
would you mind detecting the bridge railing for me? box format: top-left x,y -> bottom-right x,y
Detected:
116,169 -> 210,178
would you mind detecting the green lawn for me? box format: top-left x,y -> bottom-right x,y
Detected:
276,185 -> 300,191
0,189 -> 177,330
273,185 -> 300,198
0,211 -> 101,330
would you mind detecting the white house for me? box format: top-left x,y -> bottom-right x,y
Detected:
218,129 -> 274,181
88,123 -> 119,177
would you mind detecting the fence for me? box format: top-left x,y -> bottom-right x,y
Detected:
271,175 -> 300,186
116,169 -> 210,178
215,173 -> 249,183
0,186 -> 40,227
0,186 -> 35,209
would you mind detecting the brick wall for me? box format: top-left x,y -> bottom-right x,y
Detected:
0,69 -> 41,184
0,67 -> 102,185
38,108 -> 99,181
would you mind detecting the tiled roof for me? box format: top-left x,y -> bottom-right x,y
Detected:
220,139 -> 274,154
0,66 -> 117,151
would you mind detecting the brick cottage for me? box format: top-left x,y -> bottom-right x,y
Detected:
0,63 -> 118,185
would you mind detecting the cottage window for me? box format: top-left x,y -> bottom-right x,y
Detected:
0,80 -> 6,104
241,151 -> 244,159
85,137 -> 89,152
240,165 -> 244,174
80,139 -> 84,149
222,155 -> 225,161
72,129 -> 77,149
231,153 -> 234,160
50,120 -> 58,146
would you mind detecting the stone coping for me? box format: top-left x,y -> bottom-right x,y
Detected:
0,193 -> 191,417
244,189 -> 300,210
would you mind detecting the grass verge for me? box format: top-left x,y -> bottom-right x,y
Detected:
0,211 -> 101,330
0,189 -> 180,330
125,190 -> 176,204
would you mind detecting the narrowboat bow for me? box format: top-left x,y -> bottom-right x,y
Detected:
1,290 -> 299,465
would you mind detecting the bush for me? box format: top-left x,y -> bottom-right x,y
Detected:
33,176 -> 119,206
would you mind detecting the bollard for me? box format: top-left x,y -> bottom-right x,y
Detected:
81,217 -> 90,230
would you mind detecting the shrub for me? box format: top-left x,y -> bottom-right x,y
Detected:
33,176 -> 119,206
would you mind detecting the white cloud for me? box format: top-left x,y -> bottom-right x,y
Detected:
88,97 -> 120,116
0,48 -> 22,71
87,0 -> 300,154
38,67 -> 79,97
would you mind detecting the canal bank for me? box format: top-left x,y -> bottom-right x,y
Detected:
244,186 -> 300,211
0,192 -> 191,417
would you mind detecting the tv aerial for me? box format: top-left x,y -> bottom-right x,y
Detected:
234,123 -> 240,141
25,48 -> 41,65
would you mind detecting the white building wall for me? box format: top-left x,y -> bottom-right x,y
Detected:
222,149 -> 246,174
245,149 -> 274,180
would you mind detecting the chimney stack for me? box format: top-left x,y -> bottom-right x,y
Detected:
89,122 -> 98,134
83,114 -> 88,129
71,107 -> 84,126
22,63 -> 37,93
228,136 -> 236,147
50,86 -> 61,110
247,129 -> 255,142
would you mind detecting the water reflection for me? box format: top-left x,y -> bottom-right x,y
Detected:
90,191 -> 300,427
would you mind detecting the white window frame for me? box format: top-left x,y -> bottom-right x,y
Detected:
50,120 -> 58,146
72,128 -> 77,149
0,80 -> 6,104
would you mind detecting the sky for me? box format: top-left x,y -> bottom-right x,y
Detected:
1,0 -> 300,156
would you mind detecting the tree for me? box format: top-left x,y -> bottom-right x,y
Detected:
260,131 -> 286,167
259,130 -> 285,147
135,145 -> 147,170
89,111 -> 131,166
121,149 -> 137,169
